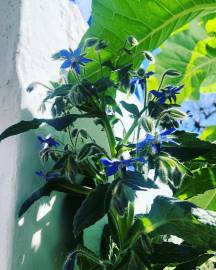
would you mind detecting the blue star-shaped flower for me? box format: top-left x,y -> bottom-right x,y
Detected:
151,85 -> 184,104
130,77 -> 145,93
37,135 -> 60,148
137,128 -> 177,153
57,48 -> 92,74
130,71 -> 154,94
100,157 -> 145,176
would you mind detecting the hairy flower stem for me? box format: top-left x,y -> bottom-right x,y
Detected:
121,107 -> 147,145
102,117 -> 116,158
143,78 -> 147,109
157,72 -> 166,91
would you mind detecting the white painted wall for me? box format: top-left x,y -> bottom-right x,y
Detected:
0,1 -> 87,269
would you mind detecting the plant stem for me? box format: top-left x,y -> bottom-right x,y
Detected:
157,72 -> 166,91
143,78 -> 147,108
121,107 -> 147,145
98,52 -> 103,77
102,116 -> 116,158
72,69 -> 81,83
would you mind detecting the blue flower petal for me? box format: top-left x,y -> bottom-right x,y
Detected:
130,78 -> 138,85
135,157 -> 146,163
74,63 -> 81,74
172,94 -> 177,103
158,96 -> 166,104
121,159 -> 133,166
137,134 -> 154,149
46,172 -> 61,180
59,49 -> 71,59
37,136 -> 59,148
46,137 -> 60,147
87,15 -> 92,26
37,135 -> 45,144
146,71 -> 154,78
105,164 -> 119,176
150,90 -> 163,97
81,57 -> 92,64
61,59 -> 72,69
160,128 -> 175,136
35,171 -> 45,178
73,48 -> 82,57
100,158 -> 114,166
175,85 -> 184,93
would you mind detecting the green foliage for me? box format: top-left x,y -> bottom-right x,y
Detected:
73,184 -> 109,236
155,14 -> 216,101
19,178 -> 91,217
1,1 -> 216,269
83,0 -> 216,82
201,125 -> 216,142
174,167 -> 216,199
190,189 -> 216,211
0,114 -> 90,141
141,196 -> 216,250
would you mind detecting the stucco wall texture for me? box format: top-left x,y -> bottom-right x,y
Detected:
0,1 -> 87,269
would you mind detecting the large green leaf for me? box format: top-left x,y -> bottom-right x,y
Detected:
0,113 -> 91,142
141,196 -> 216,250
148,242 -> 207,265
163,130 -> 216,163
200,125 -> 216,142
155,14 -> 216,102
18,178 -> 91,217
174,167 -> 216,199
83,0 -> 216,81
73,184 -> 110,236
190,188 -> 216,211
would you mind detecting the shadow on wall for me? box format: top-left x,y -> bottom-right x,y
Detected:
11,103 -> 108,269
11,109 -> 83,270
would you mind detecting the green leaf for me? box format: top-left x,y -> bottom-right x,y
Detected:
164,69 -> 182,77
73,184 -> 110,236
0,114 -> 90,142
174,253 -> 213,270
123,171 -> 158,190
155,17 -> 216,102
83,0 -> 216,81
141,196 -> 216,250
64,247 -> 104,270
43,84 -> 73,102
120,101 -> 139,117
174,167 -> 216,199
162,108 -> 187,119
148,242 -> 204,265
78,142 -> 107,161
141,116 -> 155,133
163,130 -> 216,163
19,178 -> 91,217
200,125 -> 216,142
190,189 -> 216,211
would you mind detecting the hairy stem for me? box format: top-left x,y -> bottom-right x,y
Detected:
102,116 -> 116,157
121,107 -> 147,145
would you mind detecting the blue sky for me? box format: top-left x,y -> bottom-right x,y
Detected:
73,0 -> 92,21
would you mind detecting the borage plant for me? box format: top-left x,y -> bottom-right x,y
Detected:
1,35 -> 216,270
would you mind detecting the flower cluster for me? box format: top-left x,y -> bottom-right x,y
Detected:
137,128 -> 177,153
130,71 -> 154,93
151,85 -> 184,104
53,48 -> 92,74
101,157 -> 146,176
37,135 -> 59,148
